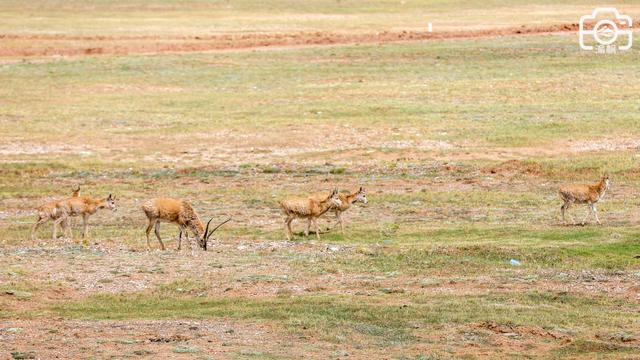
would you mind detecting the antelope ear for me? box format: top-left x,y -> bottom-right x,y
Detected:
107,194 -> 112,200
359,186 -> 363,192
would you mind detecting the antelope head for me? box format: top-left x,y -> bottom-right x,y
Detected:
602,173 -> 611,190
327,188 -> 342,208
355,186 -> 368,204
104,194 -> 118,212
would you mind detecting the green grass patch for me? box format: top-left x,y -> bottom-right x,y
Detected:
52,290 -> 635,345
296,225 -> 640,274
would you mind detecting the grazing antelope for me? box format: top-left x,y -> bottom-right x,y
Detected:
31,194 -> 117,240
311,187 -> 367,234
280,189 -> 342,241
141,198 -> 230,251
558,174 -> 610,225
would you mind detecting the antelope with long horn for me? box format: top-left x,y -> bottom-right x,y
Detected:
141,198 -> 230,251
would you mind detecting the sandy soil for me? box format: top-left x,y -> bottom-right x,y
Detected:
0,23 -> 584,58
4,123 -> 640,169
0,318 -> 585,359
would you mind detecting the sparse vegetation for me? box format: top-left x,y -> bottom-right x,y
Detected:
1,0 -> 640,358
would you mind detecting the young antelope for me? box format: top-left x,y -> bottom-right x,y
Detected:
558,174 -> 610,225
279,189 -> 342,241
31,194 -> 117,240
311,187 -> 367,234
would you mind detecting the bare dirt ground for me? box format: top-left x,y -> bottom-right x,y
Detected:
2,241 -> 636,302
1,240 -> 638,359
5,317 -> 616,359
0,318 -> 587,359
0,23 -> 585,57
4,124 -> 640,169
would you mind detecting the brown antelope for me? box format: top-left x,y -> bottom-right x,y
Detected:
311,187 -> 367,234
558,174 -> 610,225
31,194 -> 117,240
280,189 -> 342,241
141,198 -> 230,251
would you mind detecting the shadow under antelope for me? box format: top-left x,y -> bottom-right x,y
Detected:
558,174 -> 610,225
141,198 -> 230,251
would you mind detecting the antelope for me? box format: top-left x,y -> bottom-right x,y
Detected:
311,187 -> 367,234
141,198 -> 230,251
279,189 -> 342,241
558,174 -> 610,225
31,194 -> 117,241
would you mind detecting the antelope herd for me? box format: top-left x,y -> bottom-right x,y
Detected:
29,175 -> 613,250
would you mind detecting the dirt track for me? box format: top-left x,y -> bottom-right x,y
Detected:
0,23 -> 583,57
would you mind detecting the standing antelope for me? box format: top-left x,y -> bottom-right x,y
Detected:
280,189 -> 342,241
311,187 -> 367,234
558,174 -> 610,225
141,198 -> 230,251
31,194 -> 118,241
